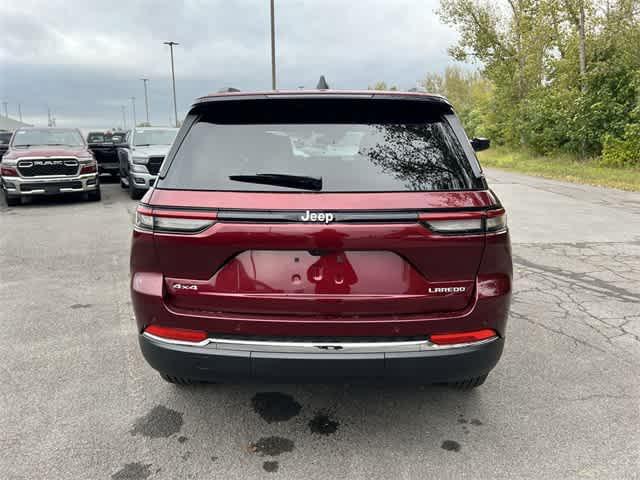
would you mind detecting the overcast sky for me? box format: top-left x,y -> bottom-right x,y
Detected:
0,0 -> 468,128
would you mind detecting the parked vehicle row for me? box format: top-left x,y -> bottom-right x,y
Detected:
0,126 -> 178,205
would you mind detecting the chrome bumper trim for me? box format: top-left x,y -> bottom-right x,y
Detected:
141,332 -> 499,353
2,174 -> 98,194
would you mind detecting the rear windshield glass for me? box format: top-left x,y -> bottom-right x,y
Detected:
160,100 -> 480,192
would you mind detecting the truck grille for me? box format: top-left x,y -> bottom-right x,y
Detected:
17,159 -> 79,177
147,156 -> 164,175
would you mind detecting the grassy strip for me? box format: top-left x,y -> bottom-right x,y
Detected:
477,148 -> 640,192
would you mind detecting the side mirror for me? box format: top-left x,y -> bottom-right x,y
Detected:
471,137 -> 490,152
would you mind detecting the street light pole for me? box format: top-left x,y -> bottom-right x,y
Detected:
18,103 -> 22,122
163,41 -> 179,127
270,0 -> 276,90
1,101 -> 7,118
140,78 -> 150,124
130,97 -> 137,127
121,105 -> 127,130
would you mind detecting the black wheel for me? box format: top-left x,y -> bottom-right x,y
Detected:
160,373 -> 197,385
128,176 -> 144,200
87,187 -> 101,201
4,191 -> 21,206
448,374 -> 488,390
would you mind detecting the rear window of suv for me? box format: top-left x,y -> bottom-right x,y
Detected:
159,99 -> 482,192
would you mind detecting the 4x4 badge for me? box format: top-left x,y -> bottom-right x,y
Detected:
300,210 -> 334,224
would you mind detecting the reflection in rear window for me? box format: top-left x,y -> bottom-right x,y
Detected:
160,103 -> 481,192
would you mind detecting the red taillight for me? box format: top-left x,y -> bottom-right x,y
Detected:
80,162 -> 97,174
430,329 -> 497,345
419,209 -> 507,235
144,325 -> 208,343
135,205 -> 217,234
1,166 -> 18,176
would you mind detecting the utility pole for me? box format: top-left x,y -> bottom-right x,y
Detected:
163,41 -> 179,127
47,106 -> 53,127
270,0 -> 277,90
140,78 -> 150,124
17,104 -> 22,122
130,97 -> 137,127
1,101 -> 7,117
121,105 -> 127,130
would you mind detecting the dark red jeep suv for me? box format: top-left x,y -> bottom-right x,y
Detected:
131,90 -> 511,389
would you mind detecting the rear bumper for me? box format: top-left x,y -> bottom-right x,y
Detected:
139,333 -> 504,383
2,173 -> 99,195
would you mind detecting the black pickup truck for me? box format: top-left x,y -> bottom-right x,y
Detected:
87,131 -> 128,176
0,131 -> 12,158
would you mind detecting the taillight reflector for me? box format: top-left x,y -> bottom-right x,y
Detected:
134,207 -> 216,234
421,209 -> 507,235
430,329 -> 497,345
425,218 -> 483,234
145,325 -> 208,343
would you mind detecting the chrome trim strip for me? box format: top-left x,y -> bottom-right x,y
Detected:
142,332 -> 498,353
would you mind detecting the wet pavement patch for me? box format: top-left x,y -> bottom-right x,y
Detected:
251,392 -> 302,423
211,456 -> 219,462
70,303 -> 92,309
441,440 -> 461,452
177,436 -> 188,443
250,436 -> 295,456
308,410 -> 339,435
111,462 -> 153,480
470,419 -> 483,426
263,461 -> 279,473
130,405 -> 183,438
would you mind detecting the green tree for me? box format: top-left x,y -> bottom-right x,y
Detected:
368,81 -> 398,91
438,0 -> 640,161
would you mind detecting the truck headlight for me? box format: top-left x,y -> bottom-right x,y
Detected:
132,156 -> 148,165
131,164 -> 148,173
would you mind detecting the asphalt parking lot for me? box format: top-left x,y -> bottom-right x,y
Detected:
1,171 -> 639,480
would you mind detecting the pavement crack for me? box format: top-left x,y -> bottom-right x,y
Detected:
513,255 -> 640,303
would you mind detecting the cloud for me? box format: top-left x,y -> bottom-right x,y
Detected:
0,0 -> 466,127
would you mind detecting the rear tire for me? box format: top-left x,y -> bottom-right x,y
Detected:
128,176 -> 144,200
4,191 -> 21,206
448,374 -> 488,390
160,373 -> 197,385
